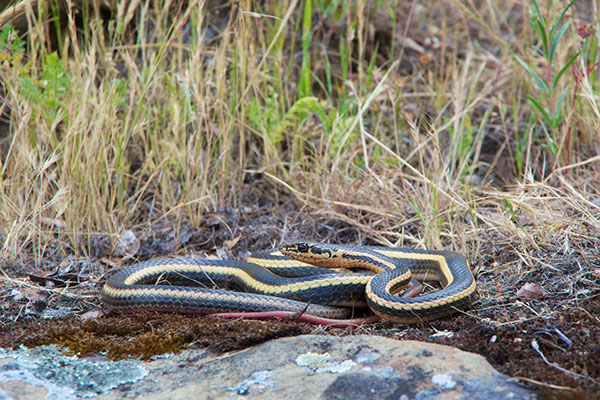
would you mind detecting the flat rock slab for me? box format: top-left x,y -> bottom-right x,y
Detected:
1,335 -> 534,399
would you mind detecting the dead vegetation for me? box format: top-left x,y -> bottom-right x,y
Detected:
0,0 -> 599,398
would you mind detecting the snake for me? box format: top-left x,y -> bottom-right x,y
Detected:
102,243 -> 477,324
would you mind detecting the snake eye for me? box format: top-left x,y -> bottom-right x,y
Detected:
297,243 -> 308,252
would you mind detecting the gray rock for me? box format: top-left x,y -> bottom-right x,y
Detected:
0,345 -> 147,399
0,335 -> 535,400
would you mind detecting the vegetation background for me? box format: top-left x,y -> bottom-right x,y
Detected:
0,0 -> 598,397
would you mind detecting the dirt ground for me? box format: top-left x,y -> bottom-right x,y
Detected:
1,195 -> 598,400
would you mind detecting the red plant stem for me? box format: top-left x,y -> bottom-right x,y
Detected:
210,311 -> 381,327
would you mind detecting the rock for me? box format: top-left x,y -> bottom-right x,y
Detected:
0,346 -> 147,399
103,335 -> 534,399
0,336 -> 534,400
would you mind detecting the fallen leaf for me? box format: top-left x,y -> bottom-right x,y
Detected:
80,310 -> 104,320
116,229 -> 140,257
517,282 -> 545,299
203,209 -> 234,227
223,235 -> 242,251
28,272 -> 84,287
204,216 -> 223,227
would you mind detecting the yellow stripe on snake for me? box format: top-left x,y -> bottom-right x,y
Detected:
102,243 -> 477,324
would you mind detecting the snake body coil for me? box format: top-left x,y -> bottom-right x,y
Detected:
102,243 -> 477,323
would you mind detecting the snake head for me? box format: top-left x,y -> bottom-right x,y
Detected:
279,242 -> 337,266
287,242 -> 310,253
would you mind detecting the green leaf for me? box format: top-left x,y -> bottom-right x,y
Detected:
464,114 -> 473,133
21,77 -> 43,103
247,97 -> 262,128
528,95 -> 551,124
554,86 -> 569,126
540,124 -> 558,154
552,50 -> 581,92
366,45 -> 379,89
551,0 -> 577,37
515,55 -> 550,94
0,25 -> 10,44
530,0 -> 544,25
273,96 -> 321,142
549,20 -> 570,63
0,24 -> 25,55
536,19 -> 549,57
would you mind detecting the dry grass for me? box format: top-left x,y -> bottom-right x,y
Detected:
0,0 -> 597,259
0,0 -> 599,395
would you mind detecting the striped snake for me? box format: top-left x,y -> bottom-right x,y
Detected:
102,243 -> 477,324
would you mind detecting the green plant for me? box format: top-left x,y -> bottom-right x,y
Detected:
515,0 -> 580,161
298,0 -> 313,98
511,96 -> 532,178
0,25 -> 25,59
20,52 -> 72,149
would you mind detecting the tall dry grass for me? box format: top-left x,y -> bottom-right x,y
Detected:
0,0 -> 598,270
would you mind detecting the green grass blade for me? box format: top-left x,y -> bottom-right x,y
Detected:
299,0 -> 312,98
515,55 -> 550,94
503,197 -> 522,228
